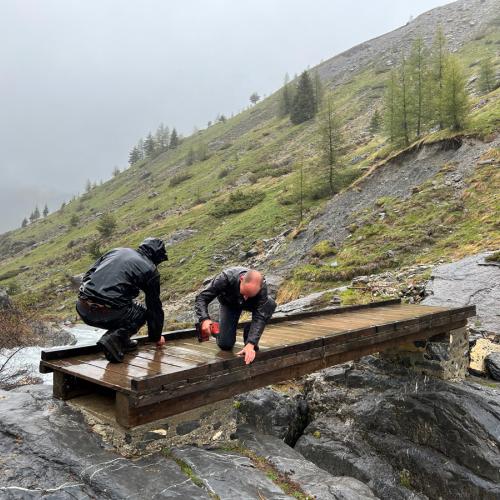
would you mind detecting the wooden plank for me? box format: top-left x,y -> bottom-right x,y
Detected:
133,349 -> 201,369
129,319 -> 467,413
42,359 -> 132,393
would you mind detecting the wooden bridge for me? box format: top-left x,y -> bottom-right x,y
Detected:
40,299 -> 475,428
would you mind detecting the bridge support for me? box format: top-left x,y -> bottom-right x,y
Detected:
380,323 -> 469,380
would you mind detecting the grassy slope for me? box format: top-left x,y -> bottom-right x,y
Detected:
0,25 -> 498,319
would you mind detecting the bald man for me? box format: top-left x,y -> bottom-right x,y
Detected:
194,267 -> 276,364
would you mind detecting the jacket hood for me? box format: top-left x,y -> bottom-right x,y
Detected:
138,237 -> 168,264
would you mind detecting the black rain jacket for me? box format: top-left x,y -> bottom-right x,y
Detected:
79,239 -> 167,341
194,266 -> 276,345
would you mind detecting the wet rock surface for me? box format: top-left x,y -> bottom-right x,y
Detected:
296,357 -> 500,500
171,446 -> 292,499
0,385 -> 209,499
486,352 -> 500,381
423,252 -> 500,335
234,387 -> 308,445
236,425 -> 378,499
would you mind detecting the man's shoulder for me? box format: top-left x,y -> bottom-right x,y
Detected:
221,266 -> 248,280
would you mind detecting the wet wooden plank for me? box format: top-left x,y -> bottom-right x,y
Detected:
43,358 -> 132,392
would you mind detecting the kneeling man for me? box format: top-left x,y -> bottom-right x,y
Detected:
194,267 -> 276,364
76,237 -> 167,362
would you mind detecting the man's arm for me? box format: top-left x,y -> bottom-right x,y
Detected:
143,271 -> 164,342
194,272 -> 228,322
246,295 -> 277,346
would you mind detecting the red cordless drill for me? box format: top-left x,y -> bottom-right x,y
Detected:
195,321 -> 220,342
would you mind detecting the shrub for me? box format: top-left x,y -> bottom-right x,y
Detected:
311,240 -> 337,258
210,189 -> 265,218
169,173 -> 192,187
88,240 -> 103,259
96,213 -> 117,238
69,214 -> 79,227
218,167 -> 231,179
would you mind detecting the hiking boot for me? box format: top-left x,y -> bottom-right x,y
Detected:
97,331 -> 125,363
123,338 -> 138,352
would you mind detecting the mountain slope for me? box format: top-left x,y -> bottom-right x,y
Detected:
0,0 -> 498,320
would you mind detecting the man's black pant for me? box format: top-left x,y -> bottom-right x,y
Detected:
216,303 -> 258,351
76,299 -> 147,347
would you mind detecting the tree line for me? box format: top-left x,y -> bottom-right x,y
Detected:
381,26 -> 497,147
276,25 -> 497,220
21,204 -> 49,228
128,124 -> 180,166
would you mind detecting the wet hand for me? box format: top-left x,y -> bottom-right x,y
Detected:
201,319 -> 212,336
237,343 -> 256,364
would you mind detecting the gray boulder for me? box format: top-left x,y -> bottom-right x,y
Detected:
485,352 -> 500,381
234,387 -> 308,445
0,287 -> 12,309
296,357 -> 500,500
423,252 -> 500,334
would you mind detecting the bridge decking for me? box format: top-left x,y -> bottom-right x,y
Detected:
40,299 -> 475,427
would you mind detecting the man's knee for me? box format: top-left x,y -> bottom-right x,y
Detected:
217,339 -> 235,351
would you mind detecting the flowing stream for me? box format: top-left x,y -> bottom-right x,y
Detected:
0,323 -> 104,384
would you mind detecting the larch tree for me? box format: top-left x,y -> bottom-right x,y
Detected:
477,57 -> 496,94
441,55 -> 469,131
318,92 -> 343,194
408,36 -> 429,137
430,25 -> 447,129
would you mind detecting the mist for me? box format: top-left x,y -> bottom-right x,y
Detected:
0,0 -> 450,233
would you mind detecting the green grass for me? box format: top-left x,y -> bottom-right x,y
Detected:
0,27 -> 498,318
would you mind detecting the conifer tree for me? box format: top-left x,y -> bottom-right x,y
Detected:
279,73 -> 293,117
369,109 -> 381,134
186,146 -> 195,166
290,71 -> 316,124
441,55 -> 469,131
144,133 -> 156,158
97,213 -> 117,238
408,36 -> 429,137
318,92 -> 343,194
249,92 -> 260,105
430,25 -> 447,129
169,128 -> 179,148
313,71 -> 324,112
43,204 -> 49,217
21,217 -> 28,228
383,69 -> 399,144
478,57 -> 495,94
129,146 -> 142,165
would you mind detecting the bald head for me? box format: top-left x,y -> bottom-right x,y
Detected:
240,269 -> 263,300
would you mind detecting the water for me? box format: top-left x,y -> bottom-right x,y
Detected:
0,323 -> 104,385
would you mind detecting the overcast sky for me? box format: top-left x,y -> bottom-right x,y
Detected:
0,0 -> 451,234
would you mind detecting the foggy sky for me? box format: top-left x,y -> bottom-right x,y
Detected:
0,0 -> 451,234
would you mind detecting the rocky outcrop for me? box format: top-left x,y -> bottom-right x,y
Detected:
0,287 -> 12,309
0,385 -> 210,499
271,137 -> 499,273
236,425 -> 377,499
485,352 -> 500,381
423,252 -> 500,335
296,357 -> 500,500
234,387 -> 308,445
170,446 -> 292,499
